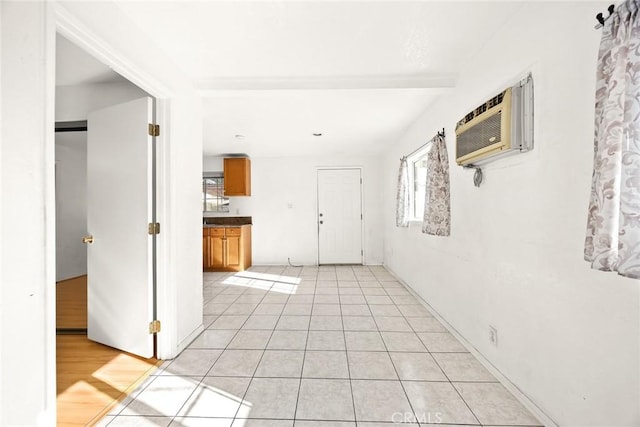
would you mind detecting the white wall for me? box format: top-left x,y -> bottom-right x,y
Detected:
204,155 -> 384,265
1,2 -> 56,425
167,94 -> 205,353
55,131 -> 87,281
382,3 -> 639,426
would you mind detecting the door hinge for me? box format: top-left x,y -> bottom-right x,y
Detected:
361,249 -> 364,256
149,320 -> 161,334
148,222 -> 161,235
148,123 -> 160,137
361,214 -> 363,220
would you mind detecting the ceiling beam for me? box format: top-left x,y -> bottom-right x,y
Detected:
196,74 -> 457,95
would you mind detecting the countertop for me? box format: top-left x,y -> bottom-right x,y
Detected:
203,216 -> 252,227
203,223 -> 251,228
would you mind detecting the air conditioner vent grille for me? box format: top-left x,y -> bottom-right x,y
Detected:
456,111 -> 502,158
458,90 -> 506,127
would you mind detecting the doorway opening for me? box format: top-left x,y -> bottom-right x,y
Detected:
55,33 -> 161,426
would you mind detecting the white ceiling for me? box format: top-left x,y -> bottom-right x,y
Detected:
116,1 -> 520,82
60,1 -> 524,157
203,88 -> 447,157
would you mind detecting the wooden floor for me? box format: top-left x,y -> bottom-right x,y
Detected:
57,275 -> 88,330
57,335 -> 161,426
56,276 -> 161,426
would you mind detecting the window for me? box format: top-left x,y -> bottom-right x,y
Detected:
408,146 -> 430,221
203,173 -> 229,213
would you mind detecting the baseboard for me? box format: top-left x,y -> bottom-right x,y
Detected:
248,262 -> 385,267
175,323 -> 205,356
383,264 -> 558,427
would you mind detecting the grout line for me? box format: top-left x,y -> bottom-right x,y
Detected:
381,266 -> 552,427
113,266 -> 533,426
350,267 -> 384,427
171,273 -> 278,423
229,268 -> 311,423
230,272 -> 299,423
339,266 -> 359,424
381,271 -> 482,426
429,355 -> 483,425
361,272 -> 421,425
291,270 -> 315,424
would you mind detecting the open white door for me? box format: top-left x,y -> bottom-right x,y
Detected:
317,168 -> 363,264
86,97 -> 155,358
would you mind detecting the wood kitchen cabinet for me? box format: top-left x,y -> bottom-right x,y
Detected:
223,157 -> 251,196
204,227 -> 225,270
203,225 -> 252,272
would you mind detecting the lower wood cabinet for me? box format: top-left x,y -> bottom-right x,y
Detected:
203,225 -> 252,272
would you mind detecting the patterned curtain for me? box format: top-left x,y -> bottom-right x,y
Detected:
422,134 -> 450,236
395,157 -> 409,227
585,0 -> 640,278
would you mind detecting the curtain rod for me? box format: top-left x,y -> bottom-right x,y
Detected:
403,128 -> 445,160
595,4 -> 615,29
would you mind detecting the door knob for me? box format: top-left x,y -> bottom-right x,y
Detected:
82,235 -> 94,244
319,221 -> 324,225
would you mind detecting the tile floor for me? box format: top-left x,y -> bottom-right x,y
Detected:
99,265 -> 543,427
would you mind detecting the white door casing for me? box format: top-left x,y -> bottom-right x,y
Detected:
317,168 -> 363,264
86,97 -> 155,358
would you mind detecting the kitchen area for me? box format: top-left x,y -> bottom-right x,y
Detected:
203,157 -> 253,272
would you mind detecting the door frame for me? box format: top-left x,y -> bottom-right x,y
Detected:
54,6 -> 177,358
1,3 -> 186,424
316,167 -> 365,265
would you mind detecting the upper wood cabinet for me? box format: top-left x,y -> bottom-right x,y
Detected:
223,158 -> 251,196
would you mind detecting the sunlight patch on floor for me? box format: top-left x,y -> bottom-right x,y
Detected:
58,380 -> 112,404
91,353 -> 155,391
222,271 -> 301,294
124,376 -> 253,420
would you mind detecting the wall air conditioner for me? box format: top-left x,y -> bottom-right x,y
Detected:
455,74 -> 533,166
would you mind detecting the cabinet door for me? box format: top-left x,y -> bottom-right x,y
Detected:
224,158 -> 251,196
210,236 -> 225,269
202,228 -> 210,269
225,235 -> 242,270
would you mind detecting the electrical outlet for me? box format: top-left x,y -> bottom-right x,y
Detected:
489,325 -> 498,347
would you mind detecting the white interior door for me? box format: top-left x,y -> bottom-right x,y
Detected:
318,168 -> 363,264
86,97 -> 154,358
